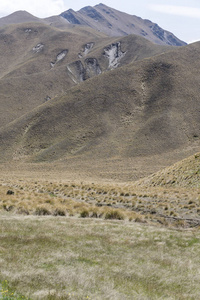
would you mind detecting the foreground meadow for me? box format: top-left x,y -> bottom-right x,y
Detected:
0,176 -> 200,299
0,212 -> 200,299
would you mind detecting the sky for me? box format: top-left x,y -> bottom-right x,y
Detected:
0,0 -> 199,44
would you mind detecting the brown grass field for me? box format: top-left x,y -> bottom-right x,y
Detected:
1,153 -> 200,299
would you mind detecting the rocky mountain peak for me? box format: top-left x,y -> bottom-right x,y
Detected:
60,3 -> 186,46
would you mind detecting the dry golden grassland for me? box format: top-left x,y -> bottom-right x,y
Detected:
1,177 -> 200,227
0,179 -> 140,222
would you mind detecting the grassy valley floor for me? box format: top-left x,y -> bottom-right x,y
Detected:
0,213 -> 200,299
1,176 -> 200,227
0,167 -> 200,299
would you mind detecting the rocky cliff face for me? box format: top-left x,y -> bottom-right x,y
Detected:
67,58 -> 102,83
60,4 -> 186,47
103,42 -> 126,69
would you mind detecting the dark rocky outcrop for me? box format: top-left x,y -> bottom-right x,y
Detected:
67,58 -> 101,83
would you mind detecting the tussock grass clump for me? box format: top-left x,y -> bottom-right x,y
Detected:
35,206 -> 51,216
80,209 -> 89,218
105,209 -> 124,220
53,208 -> 66,216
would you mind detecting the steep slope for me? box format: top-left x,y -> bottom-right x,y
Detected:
61,3 -> 186,46
0,22 -> 104,127
0,22 -> 171,127
43,15 -> 71,29
137,152 -> 200,188
0,42 -> 200,172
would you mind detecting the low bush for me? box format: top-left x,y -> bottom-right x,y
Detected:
105,209 -> 124,220
80,210 -> 89,218
35,206 -> 51,216
53,208 -> 66,216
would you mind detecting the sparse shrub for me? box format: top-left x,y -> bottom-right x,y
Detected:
53,208 -> 66,216
105,209 -> 124,220
6,190 -> 14,195
80,209 -> 89,218
35,206 -> 51,216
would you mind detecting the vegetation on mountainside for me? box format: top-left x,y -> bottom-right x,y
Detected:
138,152 -> 200,188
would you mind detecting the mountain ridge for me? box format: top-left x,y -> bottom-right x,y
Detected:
0,4 -> 198,182
60,3 -> 186,46
0,10 -> 42,26
0,4 -> 186,47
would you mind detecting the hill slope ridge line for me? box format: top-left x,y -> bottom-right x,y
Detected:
60,3 -> 186,46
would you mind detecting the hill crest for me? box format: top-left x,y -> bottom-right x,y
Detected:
60,3 -> 186,46
0,10 -> 42,26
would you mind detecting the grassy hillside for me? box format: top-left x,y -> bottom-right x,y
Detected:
0,42 -> 200,177
137,152 -> 200,188
0,23 -> 170,128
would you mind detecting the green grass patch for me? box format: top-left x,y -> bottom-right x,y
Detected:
0,280 -> 30,299
0,213 -> 200,299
